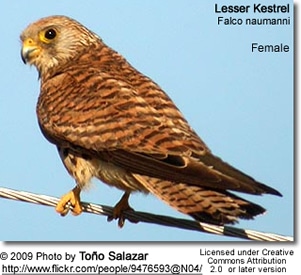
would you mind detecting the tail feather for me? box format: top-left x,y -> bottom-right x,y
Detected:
133,173 -> 266,225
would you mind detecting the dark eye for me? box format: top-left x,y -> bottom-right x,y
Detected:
44,28 -> 56,40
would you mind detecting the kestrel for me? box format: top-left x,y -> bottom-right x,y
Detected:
20,15 -> 281,227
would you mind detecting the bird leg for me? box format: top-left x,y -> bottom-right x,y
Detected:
56,186 -> 82,216
107,191 -> 137,228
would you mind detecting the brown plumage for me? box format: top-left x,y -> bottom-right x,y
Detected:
20,15 -> 281,227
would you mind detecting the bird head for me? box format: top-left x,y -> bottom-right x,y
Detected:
20,15 -> 100,76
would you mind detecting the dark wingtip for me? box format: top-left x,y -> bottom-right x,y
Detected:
272,189 -> 283,197
262,184 -> 282,197
252,178 -> 282,197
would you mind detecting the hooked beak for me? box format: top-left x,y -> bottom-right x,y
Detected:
21,38 -> 40,64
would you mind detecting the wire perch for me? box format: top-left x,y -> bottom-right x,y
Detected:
0,186 -> 292,241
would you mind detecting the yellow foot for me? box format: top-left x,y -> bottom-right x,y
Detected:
107,192 -> 138,228
56,186 -> 82,216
